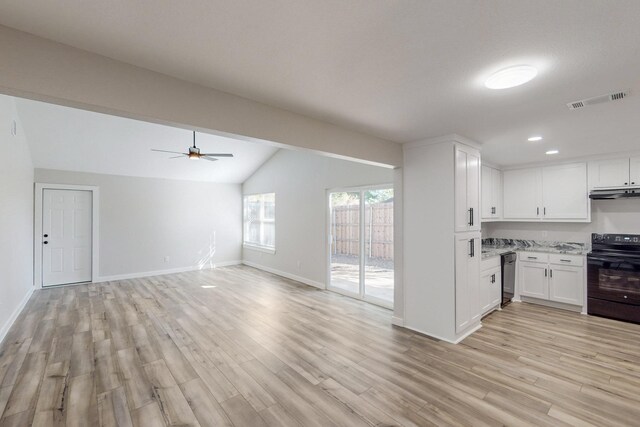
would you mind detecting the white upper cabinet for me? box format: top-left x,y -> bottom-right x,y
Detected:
589,157 -> 635,189
481,166 -> 502,220
492,168 -> 503,218
630,156 -> 640,186
503,162 -> 589,222
503,168 -> 542,220
455,145 -> 481,232
542,163 -> 588,219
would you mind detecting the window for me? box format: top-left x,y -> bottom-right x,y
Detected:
243,193 -> 275,252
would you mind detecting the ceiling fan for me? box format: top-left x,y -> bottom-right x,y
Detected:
151,131 -> 234,162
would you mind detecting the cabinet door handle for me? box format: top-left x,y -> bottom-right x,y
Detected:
469,239 -> 474,257
550,269 -> 553,278
527,256 -> 538,260
537,207 -> 539,216
560,259 -> 571,263
468,208 -> 474,226
545,268 -> 547,277
544,207 -> 546,216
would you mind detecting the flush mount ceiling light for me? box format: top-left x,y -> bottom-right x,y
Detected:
546,150 -> 559,155
485,65 -> 538,89
528,136 -> 543,142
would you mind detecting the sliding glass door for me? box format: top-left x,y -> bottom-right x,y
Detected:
328,186 -> 394,308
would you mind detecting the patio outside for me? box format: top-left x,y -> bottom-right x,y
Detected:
329,190 -> 394,305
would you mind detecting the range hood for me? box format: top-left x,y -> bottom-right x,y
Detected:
589,188 -> 640,199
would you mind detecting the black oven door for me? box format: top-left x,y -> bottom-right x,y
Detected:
587,254 -> 640,304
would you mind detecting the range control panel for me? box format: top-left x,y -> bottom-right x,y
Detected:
592,233 -> 640,245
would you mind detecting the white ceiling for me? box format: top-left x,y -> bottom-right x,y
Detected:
14,97 -> 278,183
1,1 -> 640,166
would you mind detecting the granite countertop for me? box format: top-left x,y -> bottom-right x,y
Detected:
481,238 -> 589,260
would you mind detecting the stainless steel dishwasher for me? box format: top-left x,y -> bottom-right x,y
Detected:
501,252 -> 516,306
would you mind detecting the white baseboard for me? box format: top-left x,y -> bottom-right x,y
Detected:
96,260 -> 242,283
399,322 -> 482,344
241,261 -> 325,289
0,286 -> 35,346
391,316 -> 404,327
519,296 -> 582,313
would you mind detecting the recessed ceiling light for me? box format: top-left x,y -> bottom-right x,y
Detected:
546,150 -> 559,155
528,136 -> 543,142
485,65 -> 538,89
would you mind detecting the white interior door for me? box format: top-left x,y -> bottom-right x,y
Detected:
42,189 -> 93,287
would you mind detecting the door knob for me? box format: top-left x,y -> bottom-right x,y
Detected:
43,241 -> 48,244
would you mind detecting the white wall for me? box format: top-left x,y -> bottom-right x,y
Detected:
34,169 -> 242,279
242,149 -> 394,287
484,199 -> 640,243
0,95 -> 34,343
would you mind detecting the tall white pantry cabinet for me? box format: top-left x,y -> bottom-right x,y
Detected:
403,135 -> 482,343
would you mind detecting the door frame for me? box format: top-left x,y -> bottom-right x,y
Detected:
34,183 -> 100,288
326,183 -> 394,309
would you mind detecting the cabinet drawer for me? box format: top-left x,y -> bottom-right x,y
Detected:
549,254 -> 584,267
518,252 -> 548,263
481,256 -> 500,271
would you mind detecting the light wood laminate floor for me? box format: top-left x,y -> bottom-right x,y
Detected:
1,265 -> 640,426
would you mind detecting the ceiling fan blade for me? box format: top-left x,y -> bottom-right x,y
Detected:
201,156 -> 219,162
168,155 -> 186,159
201,153 -> 234,157
151,149 -> 186,155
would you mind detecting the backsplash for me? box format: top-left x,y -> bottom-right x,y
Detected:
482,238 -> 589,253
483,199 -> 640,244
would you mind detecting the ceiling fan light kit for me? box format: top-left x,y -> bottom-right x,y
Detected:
151,131 -> 233,162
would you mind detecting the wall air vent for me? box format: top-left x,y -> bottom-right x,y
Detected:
567,90 -> 630,110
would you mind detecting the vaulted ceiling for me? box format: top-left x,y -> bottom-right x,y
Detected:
14,97 -> 278,183
1,1 -> 640,166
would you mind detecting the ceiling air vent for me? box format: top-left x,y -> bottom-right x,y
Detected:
567,90 -> 630,110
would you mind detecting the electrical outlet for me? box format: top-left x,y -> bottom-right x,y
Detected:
163,256 -> 170,263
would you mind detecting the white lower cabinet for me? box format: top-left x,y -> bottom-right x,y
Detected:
455,233 -> 481,334
549,265 -> 583,305
518,252 -> 584,307
519,262 -> 549,299
480,257 -> 501,315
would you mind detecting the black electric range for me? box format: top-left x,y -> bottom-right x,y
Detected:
587,233 -> 640,324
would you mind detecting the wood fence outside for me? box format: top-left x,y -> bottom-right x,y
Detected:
331,202 -> 393,260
